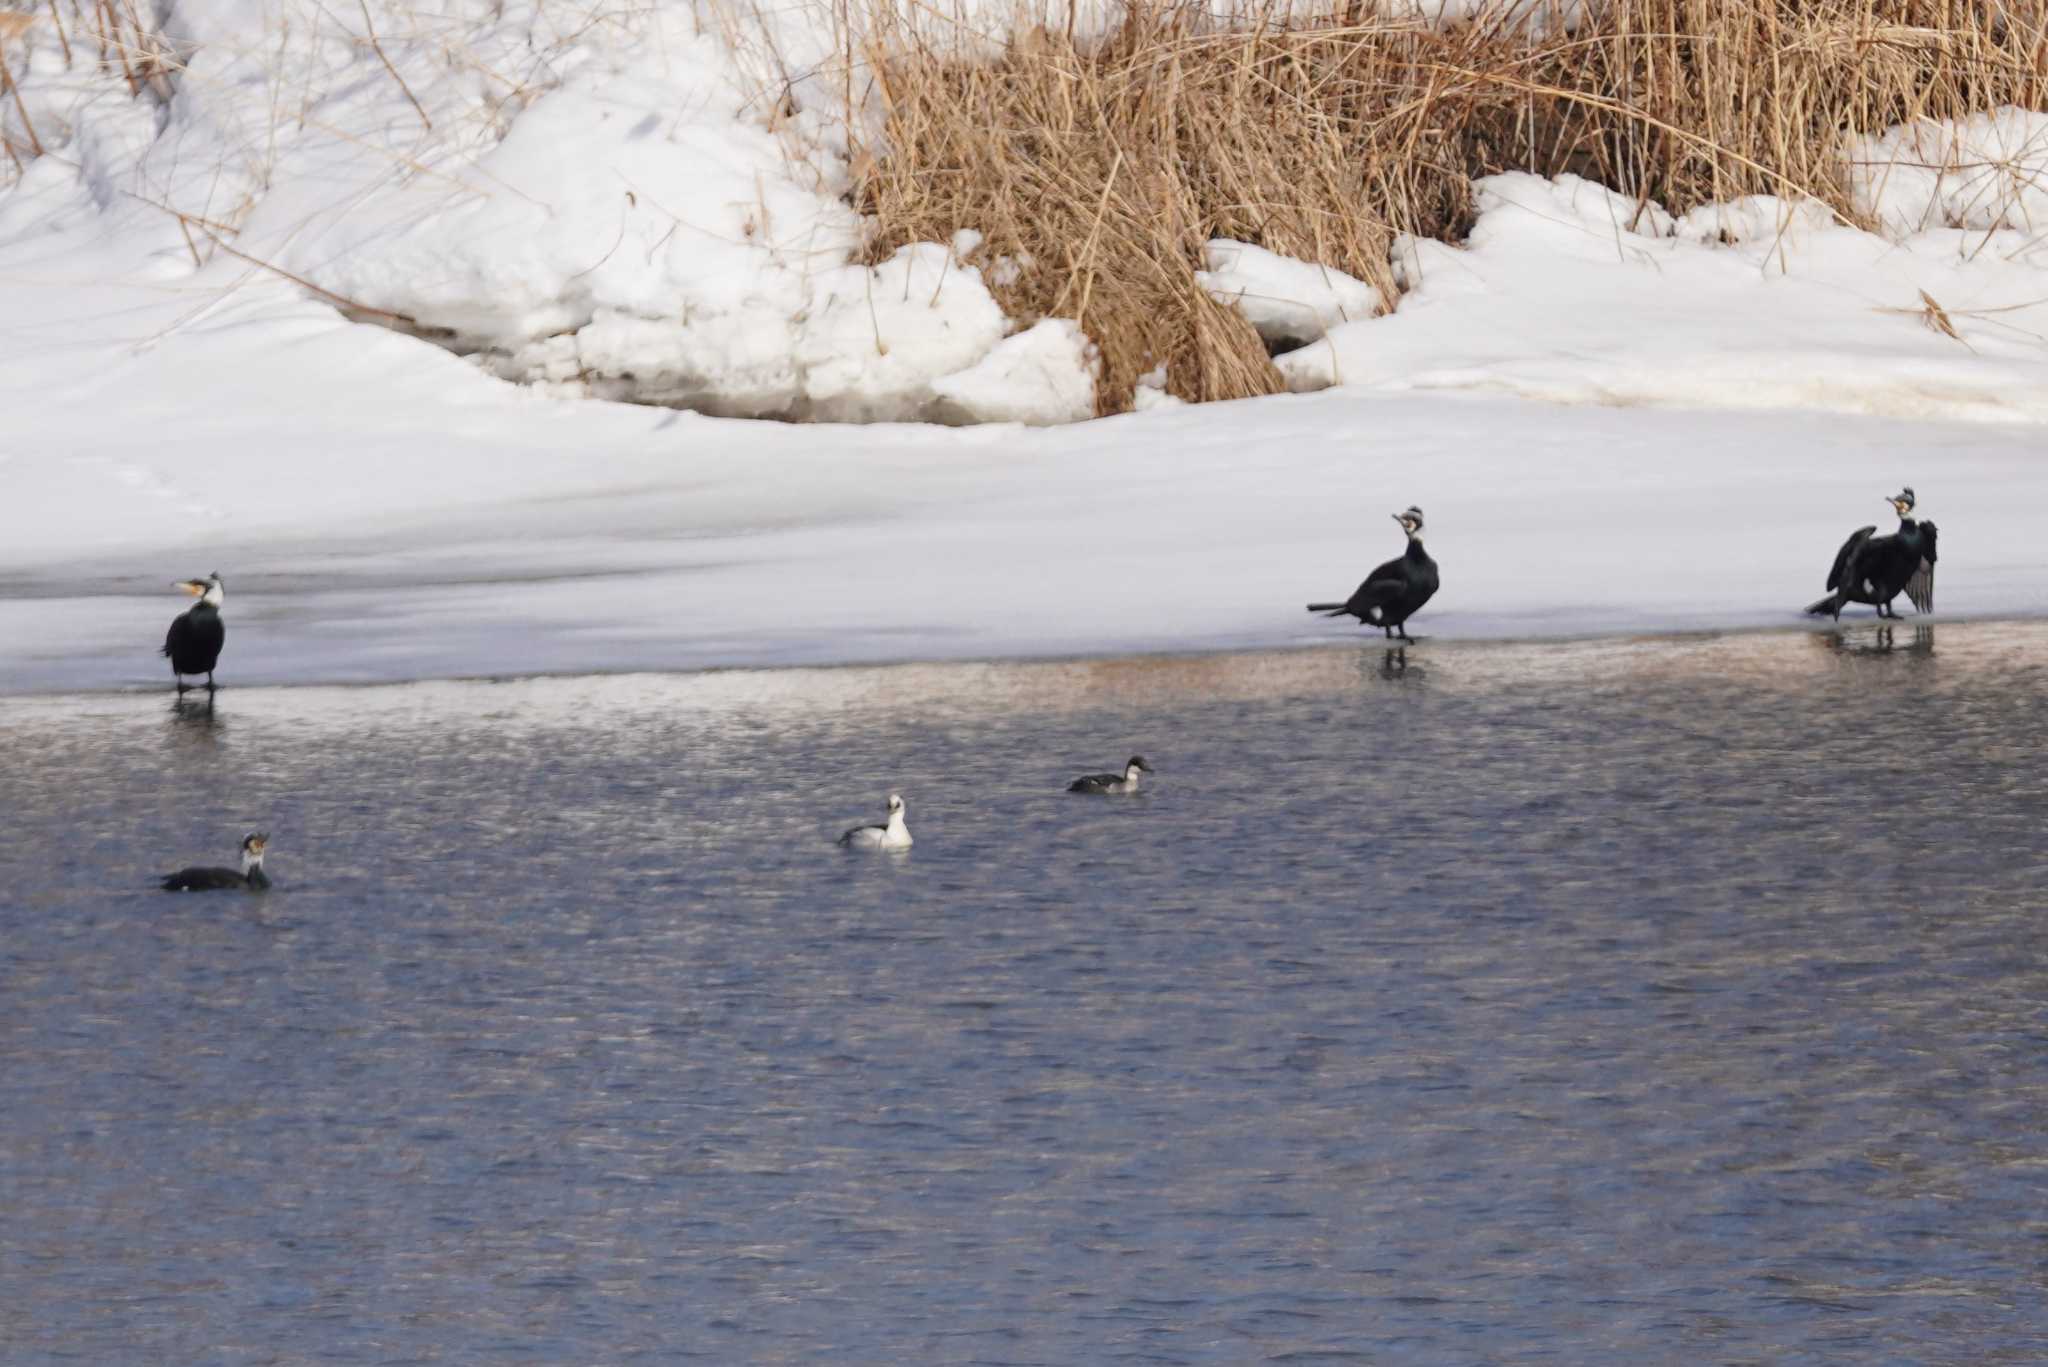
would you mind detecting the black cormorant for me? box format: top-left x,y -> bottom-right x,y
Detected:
163,573 -> 226,692
839,793 -> 912,849
162,832 -> 270,892
1068,756 -> 1153,794
1307,506 -> 1439,640
1804,488 -> 1937,620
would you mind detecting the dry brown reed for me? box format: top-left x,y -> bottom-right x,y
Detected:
2,0 -> 180,189
845,0 -> 2048,413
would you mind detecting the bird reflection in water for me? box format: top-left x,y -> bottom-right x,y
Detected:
1372,645 -> 1423,681
1823,622 -> 1936,658
168,691 -> 225,739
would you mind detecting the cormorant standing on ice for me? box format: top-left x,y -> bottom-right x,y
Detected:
1805,488 -> 1937,620
164,573 -> 226,692
1307,506 -> 1439,641
162,833 -> 270,892
1068,756 -> 1153,794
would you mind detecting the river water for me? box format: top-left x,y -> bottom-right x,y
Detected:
4,623 -> 2046,1362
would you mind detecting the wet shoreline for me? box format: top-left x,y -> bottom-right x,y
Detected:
0,609 -> 2007,706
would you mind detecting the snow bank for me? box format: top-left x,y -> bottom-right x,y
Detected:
8,0 -> 2048,428
795,243 -> 1012,421
0,0 -> 1042,422
1196,240 -> 1381,350
1845,106 -> 2048,236
1278,172 -> 2048,422
256,6 -> 1031,421
931,319 -> 1099,425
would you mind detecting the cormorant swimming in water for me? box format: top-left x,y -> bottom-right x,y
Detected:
162,832 -> 270,892
1068,756 -> 1153,794
1804,488 -> 1937,620
164,573 -> 226,692
839,793 -> 912,850
1307,506 -> 1439,640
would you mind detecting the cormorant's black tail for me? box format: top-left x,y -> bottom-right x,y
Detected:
1804,592 -> 1844,619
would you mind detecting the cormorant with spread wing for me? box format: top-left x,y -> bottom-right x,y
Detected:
1805,488 -> 1937,620
1307,506 -> 1439,641
163,572 -> 226,692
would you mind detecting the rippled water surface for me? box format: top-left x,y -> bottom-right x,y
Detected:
5,623 -> 2048,1363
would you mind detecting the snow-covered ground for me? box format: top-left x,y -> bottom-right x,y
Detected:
1282,172 -> 2048,423
4,1 -> 2047,693
6,308 -> 2046,693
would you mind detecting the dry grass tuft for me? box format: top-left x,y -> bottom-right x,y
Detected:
0,10 -> 37,50
850,3 -> 1455,410
843,0 -> 2048,413
1916,287 -> 1963,343
2,0 -> 183,185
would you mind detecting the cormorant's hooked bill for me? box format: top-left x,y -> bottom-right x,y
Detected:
164,572 -> 227,693
839,793 -> 913,850
1069,756 -> 1155,794
1805,489 -> 1937,621
1307,506 -> 1440,641
163,831 -> 271,892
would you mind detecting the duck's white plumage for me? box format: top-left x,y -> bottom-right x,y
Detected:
839,793 -> 912,849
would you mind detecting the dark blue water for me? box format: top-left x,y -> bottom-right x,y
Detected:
5,623 -> 2048,1362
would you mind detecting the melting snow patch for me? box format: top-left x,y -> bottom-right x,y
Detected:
931,319 -> 1099,425
1845,106 -> 2048,236
1197,239 -> 1383,350
794,243 -> 1010,422
1279,170 -> 2048,422
4,0 -> 2048,444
